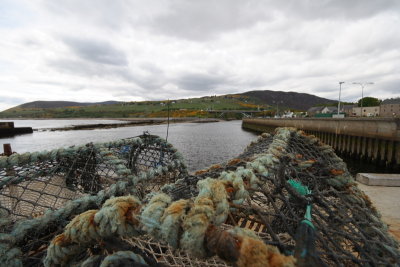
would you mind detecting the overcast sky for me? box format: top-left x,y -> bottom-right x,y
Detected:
1,0 -> 399,111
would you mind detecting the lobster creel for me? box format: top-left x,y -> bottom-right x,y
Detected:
0,128 -> 398,266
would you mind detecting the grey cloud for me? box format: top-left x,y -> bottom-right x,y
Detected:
2,0 -> 399,109
313,85 -> 338,93
62,37 -> 128,66
47,58 -> 168,91
40,0 -> 400,43
139,62 -> 164,76
151,0 -> 271,40
48,58 -> 130,80
107,71 -> 233,99
22,38 -> 42,48
42,0 -> 169,31
0,96 -> 26,110
44,0 -> 270,41
273,0 -> 400,20
0,96 -> 25,103
175,72 -> 230,91
112,86 -> 163,98
29,80 -> 85,92
148,0 -> 400,41
30,80 -> 66,86
372,79 -> 400,95
43,0 -> 132,29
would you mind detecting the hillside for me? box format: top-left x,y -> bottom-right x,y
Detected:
241,90 -> 336,110
18,100 -> 121,109
0,90 -> 335,118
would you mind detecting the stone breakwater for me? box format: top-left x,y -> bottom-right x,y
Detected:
0,121 -> 32,137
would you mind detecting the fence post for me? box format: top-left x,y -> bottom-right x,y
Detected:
3,143 -> 12,156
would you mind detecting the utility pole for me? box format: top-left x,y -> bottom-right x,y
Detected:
273,100 -> 283,118
353,82 -> 374,117
338,82 -> 345,115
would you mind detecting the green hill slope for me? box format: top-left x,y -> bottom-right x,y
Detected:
0,91 -> 335,118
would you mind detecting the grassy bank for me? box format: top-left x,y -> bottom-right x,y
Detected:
1,95 -> 273,119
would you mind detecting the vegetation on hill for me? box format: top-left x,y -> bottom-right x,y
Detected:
18,101 -> 121,109
242,90 -> 336,110
0,90 -> 335,119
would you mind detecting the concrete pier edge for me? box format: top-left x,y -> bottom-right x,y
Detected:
242,118 -> 400,171
356,173 -> 400,186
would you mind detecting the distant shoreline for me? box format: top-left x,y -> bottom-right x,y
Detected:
1,117 -> 216,121
10,117 -> 223,131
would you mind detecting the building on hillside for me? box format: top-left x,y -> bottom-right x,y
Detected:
307,106 -> 324,116
307,106 -> 340,117
380,98 -> 400,117
352,106 -> 380,117
321,106 -> 338,114
307,106 -> 341,117
341,105 -> 356,116
282,111 -> 294,118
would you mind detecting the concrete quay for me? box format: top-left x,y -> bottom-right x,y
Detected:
356,173 -> 400,186
357,181 -> 400,241
242,117 -> 400,140
242,118 -> 400,171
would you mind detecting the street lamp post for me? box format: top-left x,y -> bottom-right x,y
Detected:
338,82 -> 345,115
352,82 -> 374,117
273,100 -> 283,118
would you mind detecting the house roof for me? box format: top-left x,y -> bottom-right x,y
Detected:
323,106 -> 338,112
342,104 -> 356,110
307,106 -> 324,112
381,98 -> 400,105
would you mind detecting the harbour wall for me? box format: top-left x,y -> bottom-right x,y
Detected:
0,122 -> 33,137
242,118 -> 400,171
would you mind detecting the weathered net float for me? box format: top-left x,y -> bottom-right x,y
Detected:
0,128 -> 398,266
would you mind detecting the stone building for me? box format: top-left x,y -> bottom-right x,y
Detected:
342,104 -> 356,116
352,106 -> 380,117
380,98 -> 400,117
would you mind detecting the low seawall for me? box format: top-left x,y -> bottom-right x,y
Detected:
242,118 -> 400,171
0,121 -> 33,137
0,127 -> 33,137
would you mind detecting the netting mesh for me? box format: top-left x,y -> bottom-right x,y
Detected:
125,235 -> 231,267
161,130 -> 400,266
0,128 -> 399,267
0,134 -> 183,222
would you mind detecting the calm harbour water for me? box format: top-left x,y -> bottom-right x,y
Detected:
1,120 -> 257,172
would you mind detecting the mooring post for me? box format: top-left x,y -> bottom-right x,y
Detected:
3,143 -> 18,213
386,140 -> 394,168
379,140 -> 387,167
345,135 -> 351,157
367,138 -> 373,163
3,143 -> 12,156
395,142 -> 400,171
337,134 -> 341,153
358,137 -> 363,160
361,137 -> 368,161
372,138 -> 379,163
351,136 -> 358,159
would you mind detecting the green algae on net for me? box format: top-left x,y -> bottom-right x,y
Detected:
0,128 -> 399,267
